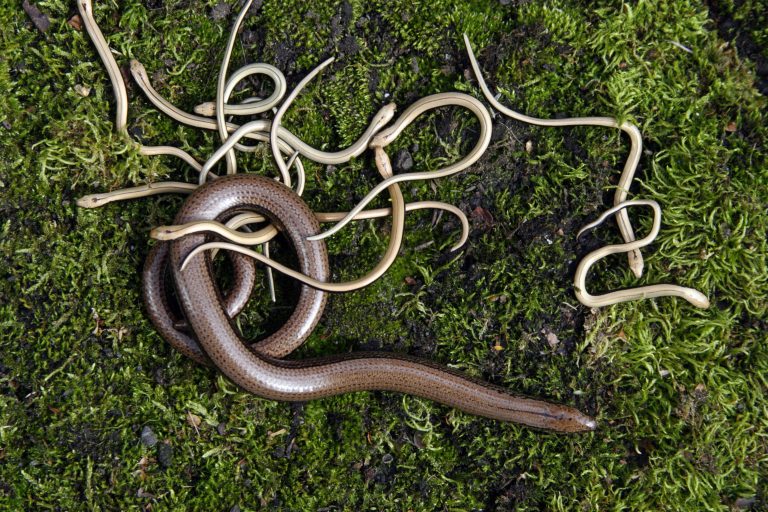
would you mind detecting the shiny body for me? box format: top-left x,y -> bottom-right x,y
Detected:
166,174 -> 596,432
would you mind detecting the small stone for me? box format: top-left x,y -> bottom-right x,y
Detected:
22,1 -> 50,33
217,422 -> 227,436
157,442 -> 173,469
542,329 -> 560,348
525,140 -> 534,153
74,84 -> 91,97
140,426 -> 157,448
393,149 -> 413,172
210,1 -> 231,21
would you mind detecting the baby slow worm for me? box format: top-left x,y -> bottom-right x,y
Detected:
80,2 -> 702,432
213,0 -> 251,176
78,0 -> 204,171
130,59 -> 398,169
309,92 -> 493,241
184,138 -> 408,293
574,200 -> 709,308
179,91 -> 492,292
195,62 -> 287,117
152,200 -> 469,251
169,173 -> 597,432
463,34 -> 645,279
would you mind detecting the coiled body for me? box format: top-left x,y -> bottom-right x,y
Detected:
160,175 -> 596,433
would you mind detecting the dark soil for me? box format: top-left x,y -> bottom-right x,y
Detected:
707,0 -> 768,95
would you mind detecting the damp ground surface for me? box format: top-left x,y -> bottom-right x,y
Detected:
2,1 -> 767,510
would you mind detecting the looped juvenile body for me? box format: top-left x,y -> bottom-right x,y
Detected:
573,200 -> 710,308
309,92 -> 493,241
462,34 -> 646,279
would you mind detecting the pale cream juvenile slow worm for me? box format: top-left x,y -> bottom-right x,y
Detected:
197,63 -> 286,117
77,0 -> 127,134
462,34 -> 645,279
269,57 -> 336,194
573,200 -> 709,308
182,137 -> 409,292
77,182 -> 198,208
308,92 -> 492,241
130,59 -> 305,186
78,0 -> 204,172
214,0 -> 253,176
131,59 -> 398,167
152,200 -> 469,250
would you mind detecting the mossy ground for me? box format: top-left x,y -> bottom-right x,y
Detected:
2,0 -> 767,510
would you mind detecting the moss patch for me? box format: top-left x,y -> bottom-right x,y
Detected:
2,0 -> 766,510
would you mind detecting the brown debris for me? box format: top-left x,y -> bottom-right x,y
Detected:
471,206 -> 494,229
68,14 -> 83,31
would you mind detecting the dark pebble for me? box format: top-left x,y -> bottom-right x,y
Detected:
756,60 -> 768,77
22,0 -> 50,33
157,442 -> 173,469
140,426 -> 157,448
210,1 -> 231,21
394,149 -> 413,172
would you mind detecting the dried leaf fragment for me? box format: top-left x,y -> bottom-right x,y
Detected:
68,14 -> 83,31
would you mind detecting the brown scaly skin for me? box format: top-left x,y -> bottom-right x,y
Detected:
161,175 -> 596,433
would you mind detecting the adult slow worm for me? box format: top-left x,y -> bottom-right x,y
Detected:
79,1 -> 703,432
168,174 -> 597,432
142,241 -> 260,365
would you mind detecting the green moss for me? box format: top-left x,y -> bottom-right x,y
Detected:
2,0 -> 767,510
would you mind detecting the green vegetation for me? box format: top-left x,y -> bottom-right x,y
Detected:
1,0 -> 766,510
